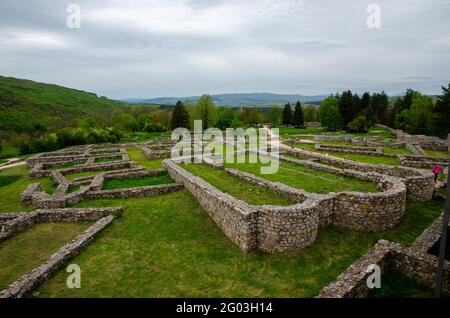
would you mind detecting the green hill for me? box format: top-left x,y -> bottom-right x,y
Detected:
0,76 -> 126,132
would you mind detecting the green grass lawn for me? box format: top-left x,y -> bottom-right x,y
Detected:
121,132 -> 163,143
425,149 -> 450,159
277,127 -> 328,136
0,159 -> 7,165
0,222 -> 92,290
94,157 -> 121,164
292,144 -> 399,166
102,174 -> 173,190
127,148 -> 165,170
225,156 -> 378,193
44,162 -> 82,171
0,145 -> 20,159
182,163 -> 294,206
368,271 -> 434,298
31,194 -> 443,298
0,165 -> 59,212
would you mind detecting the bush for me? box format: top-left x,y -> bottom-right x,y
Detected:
143,122 -> 166,133
347,116 -> 368,133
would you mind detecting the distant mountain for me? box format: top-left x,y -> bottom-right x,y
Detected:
0,76 -> 126,132
123,93 -> 329,107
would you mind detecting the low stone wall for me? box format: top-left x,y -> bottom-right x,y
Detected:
284,146 -> 434,202
142,146 -> 171,159
0,215 -> 116,298
22,165 -> 182,208
318,214 -> 450,298
318,240 -> 395,298
87,183 -> 183,199
164,157 -> 407,253
0,207 -> 122,242
29,160 -> 136,178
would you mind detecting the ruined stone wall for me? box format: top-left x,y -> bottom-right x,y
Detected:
318,215 -> 450,298
284,147 -> 434,202
164,157 -> 408,253
0,215 -> 116,298
164,159 -> 259,252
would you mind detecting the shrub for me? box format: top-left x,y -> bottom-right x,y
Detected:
347,116 -> 368,133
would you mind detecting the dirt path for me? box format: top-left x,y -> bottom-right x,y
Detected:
0,158 -> 26,171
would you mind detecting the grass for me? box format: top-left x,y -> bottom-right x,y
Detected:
102,174 -> 173,190
182,163 -> 295,206
94,157 -> 121,164
225,156 -> 378,193
121,132 -> 163,143
0,145 -> 20,159
45,162 -> 82,171
277,127 -> 328,136
0,222 -> 92,290
127,148 -> 165,170
425,149 -> 450,159
368,271 -> 434,298
68,185 -> 81,193
292,144 -> 399,166
32,195 -> 443,298
0,159 -> 7,165
0,165 -> 60,212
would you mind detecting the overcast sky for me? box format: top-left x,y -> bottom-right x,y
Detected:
0,0 -> 449,99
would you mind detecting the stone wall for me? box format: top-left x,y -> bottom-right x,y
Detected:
318,240 -> 395,298
22,165 -> 183,208
164,158 -> 407,253
284,146 -> 434,202
0,207 -> 122,242
318,214 -> 450,298
0,215 -> 116,298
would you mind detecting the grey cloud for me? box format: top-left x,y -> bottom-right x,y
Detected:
0,0 -> 449,99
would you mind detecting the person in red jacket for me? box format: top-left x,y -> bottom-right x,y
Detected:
432,165 -> 442,183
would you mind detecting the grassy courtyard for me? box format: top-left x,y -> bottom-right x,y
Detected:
225,156 -> 378,193
291,143 -> 400,166
30,195 -> 443,298
0,222 -> 92,290
102,173 -> 174,190
182,163 -> 294,206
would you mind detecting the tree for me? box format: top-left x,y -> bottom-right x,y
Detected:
338,90 -> 355,127
112,113 -> 139,132
216,107 -> 235,129
267,107 -> 282,126
401,94 -> 434,135
433,84 -> 450,138
365,101 -> 376,128
347,116 -> 368,133
319,97 -> 343,131
361,92 -> 371,112
192,94 -> 217,129
303,104 -> 318,122
368,91 -> 389,124
282,103 -> 292,126
171,101 -> 190,129
292,101 -> 304,127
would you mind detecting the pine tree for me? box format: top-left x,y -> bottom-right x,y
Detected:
338,90 -> 355,127
361,92 -> 371,112
171,101 -> 190,129
433,83 -> 450,138
282,103 -> 292,126
292,101 -> 304,127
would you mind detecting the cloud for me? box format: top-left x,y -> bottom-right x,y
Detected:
0,0 -> 449,98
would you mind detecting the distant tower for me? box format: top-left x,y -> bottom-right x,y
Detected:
240,103 -> 243,113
